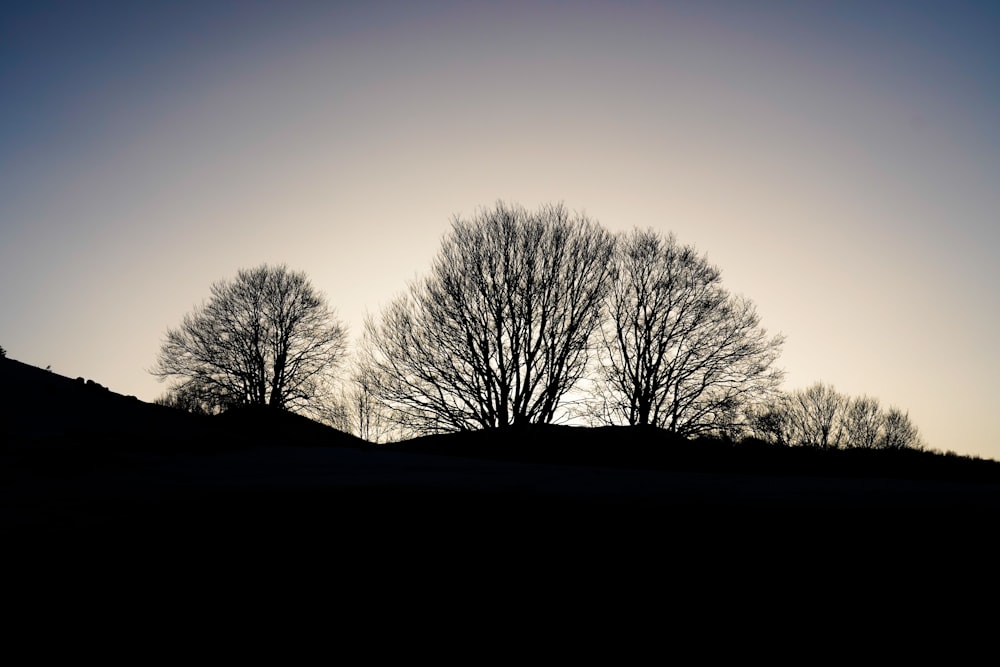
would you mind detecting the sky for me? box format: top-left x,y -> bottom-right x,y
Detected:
2,1 -> 998,459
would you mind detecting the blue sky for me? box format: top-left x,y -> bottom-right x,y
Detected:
2,1 -> 998,458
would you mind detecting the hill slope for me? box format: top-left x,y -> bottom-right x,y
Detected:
2,356 -> 999,553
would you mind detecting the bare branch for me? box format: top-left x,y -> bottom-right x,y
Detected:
594,229 -> 784,436
151,264 -> 348,418
359,201 -> 615,433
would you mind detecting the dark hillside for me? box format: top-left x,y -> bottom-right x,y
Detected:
386,423 -> 1000,485
0,357 -> 220,452
214,405 -> 368,448
2,356 -> 999,574
0,357 -> 364,453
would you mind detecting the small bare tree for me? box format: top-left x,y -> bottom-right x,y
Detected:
153,383 -> 216,416
880,407 -> 922,450
789,382 -> 845,448
841,395 -> 883,449
152,264 -> 348,417
751,385 -> 924,451
332,366 -> 398,443
594,229 -> 784,436
745,394 -> 795,446
360,201 -> 615,434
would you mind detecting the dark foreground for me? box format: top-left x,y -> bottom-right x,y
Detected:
2,357 -> 999,620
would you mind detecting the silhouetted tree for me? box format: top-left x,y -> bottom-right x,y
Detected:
790,382 -> 844,448
152,264 -> 347,416
880,407 -> 922,450
592,229 -> 783,436
328,367 -> 398,443
360,201 -> 615,434
750,384 -> 924,451
746,394 -> 795,446
841,395 -> 883,449
154,384 -> 215,416
0,345 -> 6,359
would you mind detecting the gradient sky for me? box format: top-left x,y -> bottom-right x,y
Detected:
2,1 -> 998,459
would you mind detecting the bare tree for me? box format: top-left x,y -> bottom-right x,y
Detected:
594,229 -> 784,436
323,365 -> 398,443
153,384 -> 216,416
745,394 -> 795,446
788,382 -> 845,448
880,407 -> 922,450
360,201 -> 615,434
841,395 -> 883,449
152,264 -> 348,417
752,385 -> 924,451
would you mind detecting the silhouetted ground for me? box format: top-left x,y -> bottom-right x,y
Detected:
388,423 -> 1000,484
2,356 -> 998,605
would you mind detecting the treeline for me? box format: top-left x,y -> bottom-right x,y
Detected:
746,383 -> 922,451
151,201 -> 922,451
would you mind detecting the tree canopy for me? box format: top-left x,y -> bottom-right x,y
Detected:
592,229 -> 784,436
747,382 -> 923,450
359,201 -> 615,434
152,264 -> 347,416
144,203 -> 924,452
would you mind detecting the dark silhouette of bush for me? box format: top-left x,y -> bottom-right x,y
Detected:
153,386 -> 215,416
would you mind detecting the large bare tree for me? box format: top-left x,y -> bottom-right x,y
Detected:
360,201 -> 615,434
152,264 -> 347,416
593,229 -> 784,436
